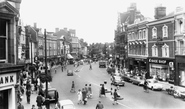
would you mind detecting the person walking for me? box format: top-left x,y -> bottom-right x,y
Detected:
82,88 -> 87,105
26,89 -> 31,104
36,93 -> 44,108
77,89 -> 82,104
96,101 -> 104,109
113,89 -> 119,105
17,102 -> 24,109
70,81 -> 76,93
88,84 -> 92,98
89,63 -> 92,70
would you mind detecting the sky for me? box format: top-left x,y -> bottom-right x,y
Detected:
20,0 -> 185,44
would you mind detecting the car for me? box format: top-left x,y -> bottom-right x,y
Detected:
99,61 -> 106,68
111,76 -> 125,86
58,99 -> 75,109
146,79 -> 163,91
79,60 -> 84,65
42,88 -> 59,104
130,76 -> 144,85
67,70 -> 74,76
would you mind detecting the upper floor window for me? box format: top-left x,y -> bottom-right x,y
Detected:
162,44 -> 169,57
143,29 -> 146,39
139,30 -> 142,39
152,44 -> 158,57
152,27 -> 157,38
132,32 -> 134,40
163,25 -> 168,38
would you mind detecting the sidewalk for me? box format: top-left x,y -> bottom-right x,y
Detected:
159,81 -> 185,92
22,64 -> 71,109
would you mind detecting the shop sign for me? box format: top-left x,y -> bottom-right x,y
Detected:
0,73 -> 16,87
149,58 -> 167,64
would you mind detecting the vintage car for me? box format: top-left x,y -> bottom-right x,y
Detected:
58,99 -> 75,109
67,70 -> 74,76
99,61 -> 106,68
111,76 -> 125,86
46,88 -> 59,103
130,76 -> 144,86
146,79 -> 163,91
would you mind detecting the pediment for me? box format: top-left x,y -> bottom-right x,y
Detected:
0,1 -> 19,15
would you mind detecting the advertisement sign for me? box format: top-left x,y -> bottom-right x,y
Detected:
0,73 -> 16,87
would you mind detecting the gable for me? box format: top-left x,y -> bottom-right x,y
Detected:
0,1 -> 19,15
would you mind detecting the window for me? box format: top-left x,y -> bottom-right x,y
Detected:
163,25 -> 168,38
139,30 -> 142,39
132,32 -> 134,40
152,44 -> 158,56
162,44 -> 169,57
143,29 -> 146,39
0,19 -> 7,60
152,27 -> 157,38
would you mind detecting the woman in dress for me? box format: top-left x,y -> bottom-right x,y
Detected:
77,89 -> 82,104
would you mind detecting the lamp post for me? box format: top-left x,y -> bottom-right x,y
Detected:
44,29 -> 50,109
29,34 -> 34,83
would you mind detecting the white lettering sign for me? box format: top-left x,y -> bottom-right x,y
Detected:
0,73 -> 16,87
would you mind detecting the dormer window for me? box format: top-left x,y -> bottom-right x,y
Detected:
139,30 -> 142,39
163,25 -> 168,38
152,27 -> 157,38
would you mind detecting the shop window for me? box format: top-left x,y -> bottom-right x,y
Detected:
162,25 -> 168,38
162,44 -> 169,57
152,27 -> 157,38
152,44 -> 158,57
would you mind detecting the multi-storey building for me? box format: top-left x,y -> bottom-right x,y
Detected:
147,8 -> 175,82
0,0 -> 24,109
127,19 -> 150,75
174,7 -> 185,87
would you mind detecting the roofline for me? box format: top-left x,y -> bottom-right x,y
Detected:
147,16 -> 174,26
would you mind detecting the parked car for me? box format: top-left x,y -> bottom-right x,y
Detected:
111,76 -> 125,86
67,70 -> 74,76
58,99 -> 75,109
146,79 -> 163,91
45,88 -> 59,103
130,76 -> 144,86
99,61 -> 106,68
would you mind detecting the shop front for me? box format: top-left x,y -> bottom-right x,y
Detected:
175,55 -> 185,87
148,57 -> 175,83
0,64 -> 23,109
128,57 -> 147,75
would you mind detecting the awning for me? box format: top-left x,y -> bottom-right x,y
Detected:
67,54 -> 73,59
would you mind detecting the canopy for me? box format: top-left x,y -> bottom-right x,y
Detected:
67,54 -> 73,59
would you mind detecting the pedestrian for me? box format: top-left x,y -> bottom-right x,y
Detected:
26,89 -> 31,104
77,89 -> 82,104
31,104 -> 36,109
55,67 -> 57,73
82,88 -> 87,105
96,101 -> 104,109
100,84 -> 106,97
17,102 -> 24,109
84,84 -> 88,95
70,81 -> 75,93
113,89 -> 118,105
36,93 -> 44,108
88,84 -> 92,98
61,65 -> 63,72
89,64 -> 92,70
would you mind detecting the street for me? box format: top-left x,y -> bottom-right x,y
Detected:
50,63 -> 185,109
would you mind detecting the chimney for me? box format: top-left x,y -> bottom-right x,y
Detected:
34,23 -> 37,28
55,28 -> 59,32
64,28 -> 68,32
154,5 -> 166,19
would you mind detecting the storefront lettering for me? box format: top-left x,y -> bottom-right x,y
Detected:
0,75 -> 14,85
149,59 -> 167,64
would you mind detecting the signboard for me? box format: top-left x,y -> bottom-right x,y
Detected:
148,58 -> 174,65
0,73 -> 16,87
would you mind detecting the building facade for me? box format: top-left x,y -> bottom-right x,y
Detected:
127,19 -> 149,76
0,0 -> 23,109
174,7 -> 185,87
147,15 -> 175,82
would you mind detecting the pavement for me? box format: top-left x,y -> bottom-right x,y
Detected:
22,64 -> 63,109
